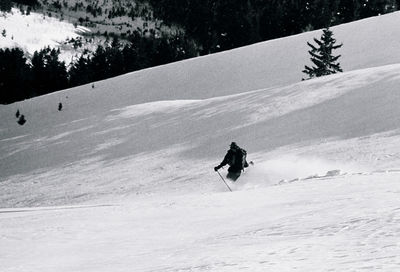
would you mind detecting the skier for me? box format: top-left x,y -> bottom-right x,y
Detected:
214,142 -> 249,181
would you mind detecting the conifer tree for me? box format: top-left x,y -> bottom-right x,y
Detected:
31,47 -> 68,95
0,48 -> 33,104
303,27 -> 343,80
69,54 -> 92,87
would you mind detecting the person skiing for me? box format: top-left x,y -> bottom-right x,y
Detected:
214,142 -> 250,181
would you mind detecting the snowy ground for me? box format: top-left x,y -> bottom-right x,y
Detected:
2,172 -> 400,272
2,11 -> 400,272
0,8 -> 90,63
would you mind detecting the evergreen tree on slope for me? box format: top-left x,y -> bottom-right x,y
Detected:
303,27 -> 343,80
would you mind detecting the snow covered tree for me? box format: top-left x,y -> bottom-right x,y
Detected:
303,27 -> 343,79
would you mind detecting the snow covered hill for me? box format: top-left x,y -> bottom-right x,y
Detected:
1,11 -> 400,272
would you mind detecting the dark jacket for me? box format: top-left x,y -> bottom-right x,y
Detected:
218,148 -> 249,173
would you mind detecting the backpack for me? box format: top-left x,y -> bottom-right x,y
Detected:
232,148 -> 247,170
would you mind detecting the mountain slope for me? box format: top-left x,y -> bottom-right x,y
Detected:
1,63 -> 400,206
2,11 -> 400,272
63,10 -> 400,102
1,12 -> 400,206
0,10 -> 400,207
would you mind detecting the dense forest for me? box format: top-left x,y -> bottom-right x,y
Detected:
145,0 -> 399,53
0,33 -> 196,104
1,0 -> 399,104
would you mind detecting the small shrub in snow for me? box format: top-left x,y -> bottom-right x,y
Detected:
326,170 -> 341,177
17,114 -> 26,125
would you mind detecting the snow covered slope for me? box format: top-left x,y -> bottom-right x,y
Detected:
1,12 -> 400,272
17,10 -> 398,103
2,63 -> 400,206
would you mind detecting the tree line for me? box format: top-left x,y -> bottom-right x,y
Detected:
0,0 -> 39,12
0,32 -> 197,104
1,0 -> 398,104
145,0 -> 398,53
3,0 -> 397,54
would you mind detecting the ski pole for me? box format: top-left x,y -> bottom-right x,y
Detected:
216,170 -> 232,192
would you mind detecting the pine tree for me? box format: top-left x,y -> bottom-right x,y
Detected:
303,27 -> 343,80
31,47 -> 68,95
0,48 -> 33,104
69,54 -> 92,87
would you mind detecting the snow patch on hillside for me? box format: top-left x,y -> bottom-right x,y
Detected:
0,8 -> 90,63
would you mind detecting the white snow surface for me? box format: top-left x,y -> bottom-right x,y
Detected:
2,12 -> 400,272
0,8 -> 90,63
